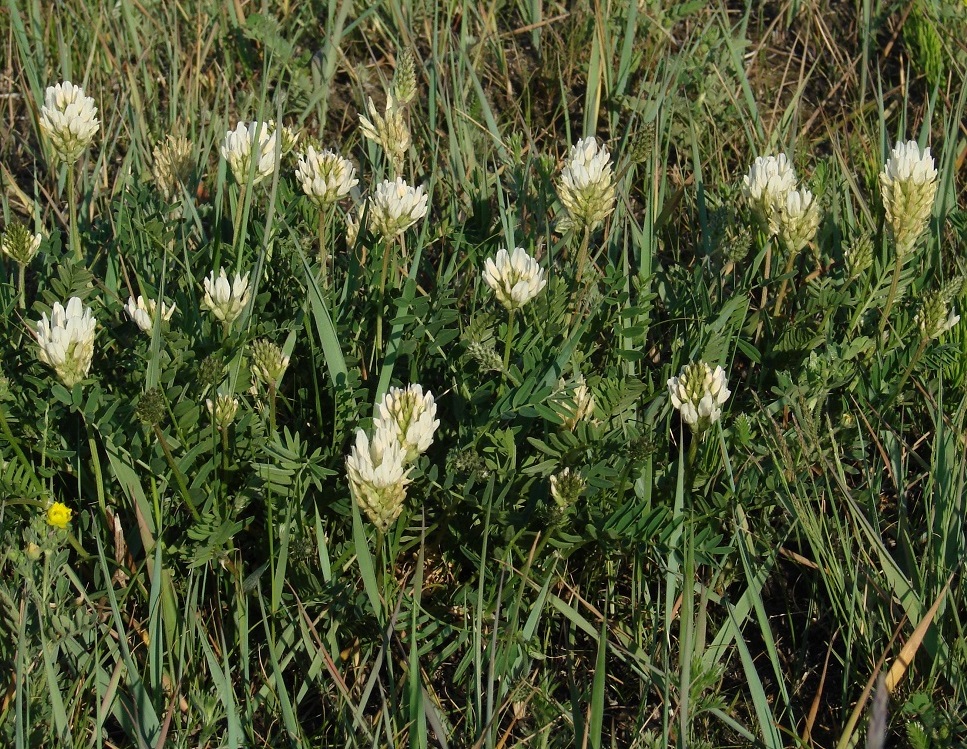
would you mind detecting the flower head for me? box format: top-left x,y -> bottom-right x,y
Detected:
34,297 -> 97,387
742,154 -> 797,232
202,268 -> 251,326
667,360 -> 731,434
1,224 -> 42,265
483,246 -> 547,311
550,467 -> 585,511
346,428 -> 412,532
880,140 -> 938,257
152,135 -> 194,202
374,384 -> 439,463
368,178 -> 428,241
39,81 -> 99,164
206,393 -> 239,429
251,339 -> 290,387
557,137 -> 616,230
46,501 -> 73,529
295,147 -> 358,207
777,188 -> 821,251
359,93 -> 411,174
916,290 -> 960,341
220,121 -> 278,186
125,295 -> 176,334
556,376 -> 596,430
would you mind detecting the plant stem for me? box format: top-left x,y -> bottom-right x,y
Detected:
152,423 -> 201,521
879,247 -> 907,338
376,238 -> 393,352
67,163 -> 81,261
318,206 -> 329,287
574,226 -> 591,288
17,263 -> 26,310
772,246 -> 800,316
268,382 -> 277,434
232,183 -> 247,254
891,336 -> 928,403
503,307 -> 516,378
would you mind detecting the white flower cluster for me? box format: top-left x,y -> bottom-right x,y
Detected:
359,93 -> 411,175
152,135 -> 194,202
742,154 -> 821,251
34,297 -> 97,387
667,360 -> 731,434
556,376 -> 596,431
880,140 -> 938,257
294,147 -> 358,207
39,81 -> 99,164
125,295 -> 176,334
557,137 -> 616,231
207,393 -> 239,430
347,384 -> 439,532
202,268 -> 251,326
483,247 -> 547,311
220,121 -> 279,186
367,178 -> 429,241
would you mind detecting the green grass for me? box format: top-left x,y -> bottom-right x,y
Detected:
1,0 -> 967,746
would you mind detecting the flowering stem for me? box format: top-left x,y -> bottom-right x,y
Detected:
890,335 -> 928,404
17,262 -> 25,310
268,382 -> 278,434
879,248 -> 907,338
376,239 -> 392,352
67,163 -> 81,261
503,308 -> 516,379
772,247 -> 800,316
318,207 -> 329,288
152,423 -> 201,522
574,226 -> 591,288
232,183 -> 247,253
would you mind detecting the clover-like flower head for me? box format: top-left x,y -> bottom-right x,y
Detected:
35,297 -> 97,387
880,140 -> 938,257
220,121 -> 279,186
125,295 -> 176,334
368,178 -> 428,241
202,268 -> 251,325
742,154 -> 797,232
39,81 -> 99,164
667,360 -> 731,434
374,384 -> 440,463
483,246 -> 547,311
295,147 -> 358,207
346,428 -> 412,532
557,137 -> 616,230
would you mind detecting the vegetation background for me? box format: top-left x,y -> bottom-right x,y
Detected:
1,0 -> 966,746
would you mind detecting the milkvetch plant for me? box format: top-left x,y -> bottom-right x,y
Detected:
202,268 -> 251,329
34,297 -> 97,388
125,295 -> 176,334
879,139 -> 939,331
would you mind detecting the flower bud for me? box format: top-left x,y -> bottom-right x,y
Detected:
1,224 -> 43,265
206,393 -> 239,429
251,339 -> 290,387
152,135 -> 194,202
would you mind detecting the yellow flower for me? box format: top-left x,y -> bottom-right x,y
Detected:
46,501 -> 72,529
